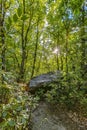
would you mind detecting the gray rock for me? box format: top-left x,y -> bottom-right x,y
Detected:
31,102 -> 86,130
32,102 -> 66,130
29,71 -> 61,91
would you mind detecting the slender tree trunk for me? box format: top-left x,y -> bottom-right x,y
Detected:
56,37 -> 59,70
31,19 -> 39,78
81,4 -> 86,77
0,0 -> 6,83
60,54 -> 63,71
36,54 -> 42,73
18,0 -> 26,81
18,0 -> 33,81
20,22 -> 25,80
65,30 -> 68,74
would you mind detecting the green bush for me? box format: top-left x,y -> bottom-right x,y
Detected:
44,72 -> 87,114
0,83 -> 39,130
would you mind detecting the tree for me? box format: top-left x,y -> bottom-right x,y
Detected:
80,1 -> 87,78
0,0 -> 8,83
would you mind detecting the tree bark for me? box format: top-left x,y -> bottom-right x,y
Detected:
81,4 -> 86,78
0,0 -> 6,83
56,36 -> 60,70
65,30 -> 68,74
18,0 -> 33,81
31,19 -> 39,78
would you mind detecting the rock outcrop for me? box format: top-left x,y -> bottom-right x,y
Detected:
31,101 -> 86,130
29,71 -> 61,92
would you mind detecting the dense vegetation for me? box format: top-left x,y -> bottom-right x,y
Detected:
0,0 -> 87,129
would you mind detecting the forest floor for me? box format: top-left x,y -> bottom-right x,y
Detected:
31,101 -> 87,130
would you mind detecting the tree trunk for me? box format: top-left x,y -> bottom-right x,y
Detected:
18,0 -> 26,81
60,54 -> 63,71
0,0 -> 6,83
65,30 -> 68,74
81,4 -> 86,78
18,0 -> 33,82
56,36 -> 60,70
31,19 -> 39,78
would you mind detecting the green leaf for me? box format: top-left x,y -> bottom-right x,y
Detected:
22,117 -> 26,124
8,120 -> 16,127
13,14 -> 18,22
8,17 -> 12,25
6,24 -> 10,30
17,7 -> 22,17
21,14 -> 28,21
16,106 -> 22,112
2,112 -> 7,117
0,121 -> 7,128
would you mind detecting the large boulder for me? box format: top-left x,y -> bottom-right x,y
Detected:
29,71 -> 61,92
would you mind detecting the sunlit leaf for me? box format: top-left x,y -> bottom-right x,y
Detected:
17,7 -> 22,17
21,14 -> 28,21
22,117 -> 26,124
13,14 -> 18,22
8,120 -> 16,127
2,112 -> 7,117
6,24 -> 10,30
8,17 -> 12,25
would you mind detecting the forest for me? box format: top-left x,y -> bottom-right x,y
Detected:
0,0 -> 87,129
